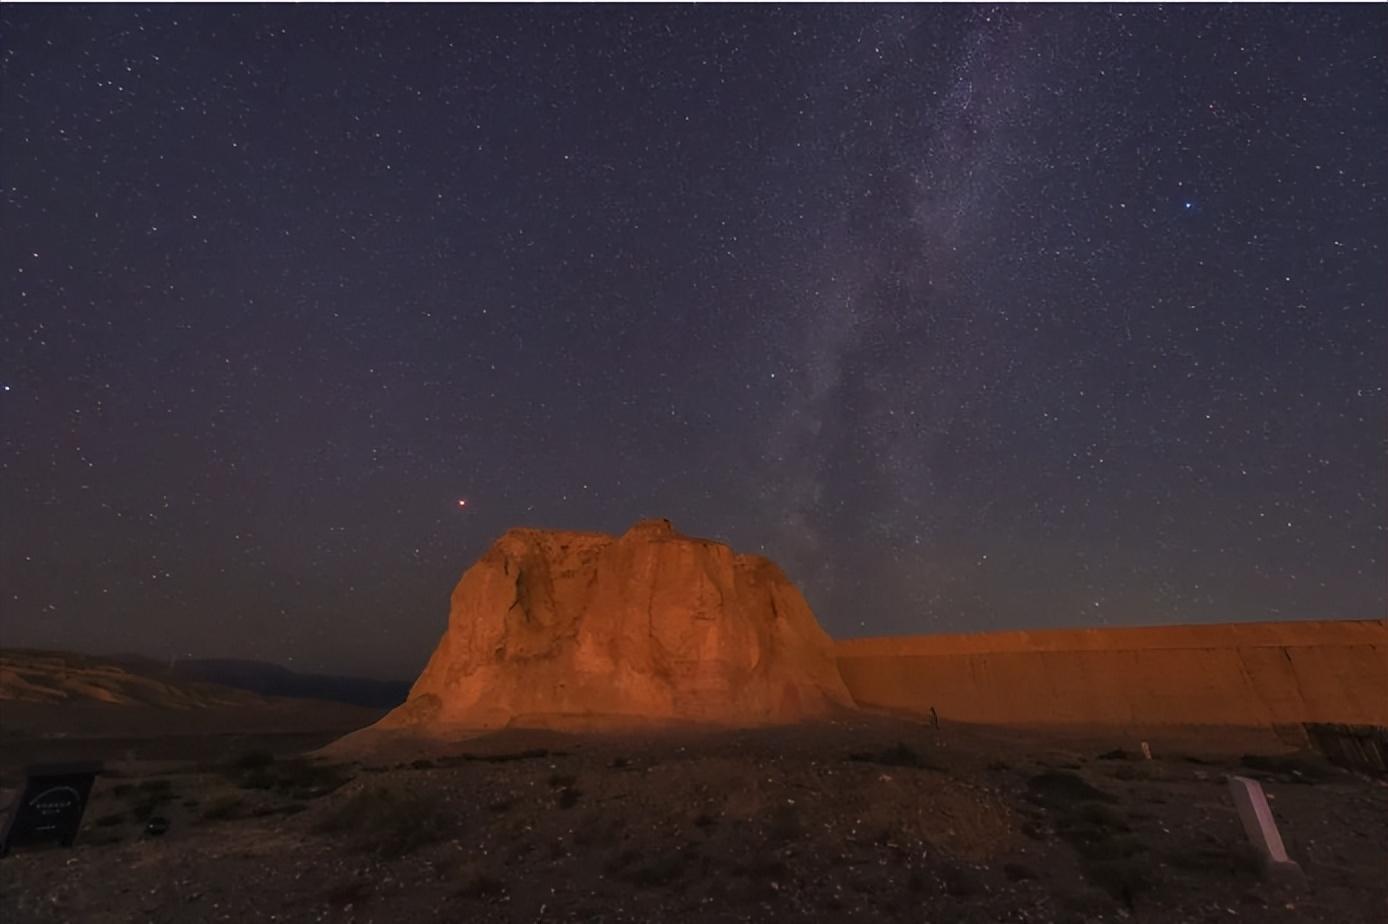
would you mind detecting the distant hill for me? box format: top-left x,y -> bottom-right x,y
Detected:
0,649 -> 266,708
110,655 -> 411,709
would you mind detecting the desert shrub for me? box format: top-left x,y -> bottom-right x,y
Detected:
849,742 -> 933,769
693,811 -> 717,829
440,748 -> 559,766
409,759 -> 435,770
223,755 -> 350,799
557,787 -> 581,809
313,787 -> 450,858
272,758 -> 352,799
1026,771 -> 1117,807
548,772 -> 577,788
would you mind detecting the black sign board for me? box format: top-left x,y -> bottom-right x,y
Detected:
1,762 -> 102,856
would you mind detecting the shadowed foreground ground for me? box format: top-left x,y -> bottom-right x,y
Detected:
2,716 -> 1385,923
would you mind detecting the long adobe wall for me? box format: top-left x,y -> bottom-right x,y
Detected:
833,619 -> 1388,729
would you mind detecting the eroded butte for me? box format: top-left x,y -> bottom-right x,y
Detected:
358,519 -> 854,739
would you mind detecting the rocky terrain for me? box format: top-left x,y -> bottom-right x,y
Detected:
2,717 -> 1385,923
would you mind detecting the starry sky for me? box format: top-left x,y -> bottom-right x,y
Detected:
2,5 -> 1385,680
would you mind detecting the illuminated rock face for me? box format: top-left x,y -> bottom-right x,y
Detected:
381,519 -> 854,731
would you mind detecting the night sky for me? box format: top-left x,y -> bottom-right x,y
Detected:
2,6 -> 1384,680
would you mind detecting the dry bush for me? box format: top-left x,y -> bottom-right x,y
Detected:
313,786 -> 450,858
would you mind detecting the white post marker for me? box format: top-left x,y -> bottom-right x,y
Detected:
1227,775 -> 1303,878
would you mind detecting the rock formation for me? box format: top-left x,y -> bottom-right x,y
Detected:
375,519 -> 854,732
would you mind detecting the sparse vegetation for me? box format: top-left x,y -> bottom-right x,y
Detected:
848,742 -> 934,769
312,786 -> 450,858
1026,770 -> 1117,807
439,748 -> 562,766
220,753 -> 351,799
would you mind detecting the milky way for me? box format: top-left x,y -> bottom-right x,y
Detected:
2,6 -> 1384,678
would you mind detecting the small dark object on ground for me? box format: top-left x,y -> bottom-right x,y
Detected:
144,816 -> 169,836
557,787 -> 581,809
1098,748 -> 1130,761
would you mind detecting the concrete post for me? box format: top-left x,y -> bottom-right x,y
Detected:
1227,775 -> 1303,878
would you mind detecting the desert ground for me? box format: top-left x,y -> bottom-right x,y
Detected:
3,711 -> 1385,924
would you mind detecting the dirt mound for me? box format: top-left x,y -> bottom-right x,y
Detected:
358,519 -> 853,738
